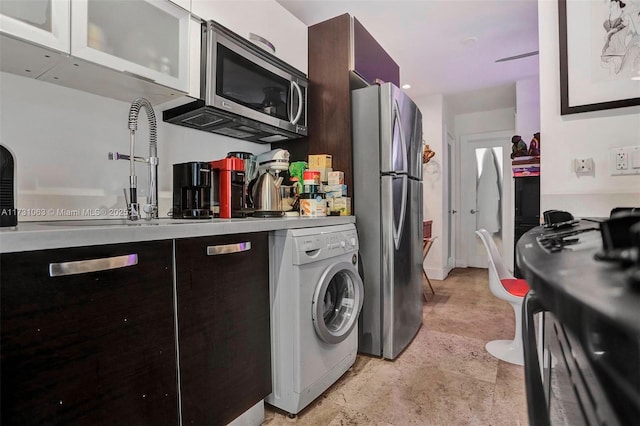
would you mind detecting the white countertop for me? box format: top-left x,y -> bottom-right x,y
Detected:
0,216 -> 356,253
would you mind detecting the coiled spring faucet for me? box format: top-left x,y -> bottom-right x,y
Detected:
109,97 -> 159,220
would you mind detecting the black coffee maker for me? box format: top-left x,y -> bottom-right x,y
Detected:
172,162 -> 212,219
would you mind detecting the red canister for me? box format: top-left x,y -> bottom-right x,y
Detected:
303,170 -> 321,185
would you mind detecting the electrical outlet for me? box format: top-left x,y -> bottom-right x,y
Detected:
574,157 -> 593,174
610,146 -> 640,175
617,152 -> 628,170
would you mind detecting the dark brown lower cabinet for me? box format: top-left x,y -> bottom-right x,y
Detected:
0,241 -> 178,426
175,233 -> 271,426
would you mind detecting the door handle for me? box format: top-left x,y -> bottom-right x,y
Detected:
470,209 -> 479,214
392,175 -> 408,250
249,33 -> 276,54
450,210 -> 457,214
290,81 -> 303,125
393,100 -> 409,173
207,241 -> 251,255
49,254 -> 138,277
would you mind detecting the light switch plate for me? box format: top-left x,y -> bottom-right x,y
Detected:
631,150 -> 640,169
610,146 -> 640,175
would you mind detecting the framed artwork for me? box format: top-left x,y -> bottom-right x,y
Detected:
558,0 -> 640,115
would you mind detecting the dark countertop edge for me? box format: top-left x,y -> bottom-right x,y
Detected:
516,222 -> 640,336
0,216 -> 356,253
517,221 -> 640,424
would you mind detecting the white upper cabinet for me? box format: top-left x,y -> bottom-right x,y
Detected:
0,0 -> 70,53
0,0 -> 190,102
71,0 -> 190,92
191,0 -> 307,74
169,0 -> 190,11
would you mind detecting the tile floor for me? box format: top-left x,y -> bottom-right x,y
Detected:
264,268 -> 529,425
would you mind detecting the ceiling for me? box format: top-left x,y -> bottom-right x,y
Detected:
276,0 -> 539,115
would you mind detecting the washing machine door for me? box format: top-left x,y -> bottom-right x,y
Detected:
312,259 -> 364,344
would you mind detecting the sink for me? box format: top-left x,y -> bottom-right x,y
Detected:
38,218 -> 213,227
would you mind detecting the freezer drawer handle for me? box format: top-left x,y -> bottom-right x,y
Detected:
206,241 -> 251,255
49,254 -> 138,277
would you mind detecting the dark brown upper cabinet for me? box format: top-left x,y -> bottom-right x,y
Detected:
292,14 -> 399,208
351,17 -> 400,87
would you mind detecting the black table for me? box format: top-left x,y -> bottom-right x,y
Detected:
517,220 -> 640,426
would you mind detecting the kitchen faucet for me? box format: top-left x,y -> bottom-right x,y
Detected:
108,97 -> 158,221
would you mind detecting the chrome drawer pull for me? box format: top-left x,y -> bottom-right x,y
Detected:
206,242 -> 251,256
49,254 -> 138,277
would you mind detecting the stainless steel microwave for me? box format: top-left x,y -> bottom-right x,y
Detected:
163,21 -> 308,143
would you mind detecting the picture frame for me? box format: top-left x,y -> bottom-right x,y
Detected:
558,0 -> 640,115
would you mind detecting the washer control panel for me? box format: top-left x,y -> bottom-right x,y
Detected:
293,227 -> 359,265
324,230 -> 358,252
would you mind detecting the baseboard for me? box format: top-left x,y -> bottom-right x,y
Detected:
227,400 -> 264,426
423,266 -> 447,280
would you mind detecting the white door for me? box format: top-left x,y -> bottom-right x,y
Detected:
461,131 -> 514,269
446,131 -> 456,271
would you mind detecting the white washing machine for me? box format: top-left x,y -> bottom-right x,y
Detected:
266,223 -> 364,416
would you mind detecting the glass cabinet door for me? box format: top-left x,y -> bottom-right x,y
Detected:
0,0 -> 70,53
71,0 -> 190,92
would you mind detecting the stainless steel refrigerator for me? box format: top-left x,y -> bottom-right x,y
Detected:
352,83 -> 424,359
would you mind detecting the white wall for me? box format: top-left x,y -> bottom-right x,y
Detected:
454,108 -> 516,267
417,100 -> 518,277
454,108 -> 516,137
191,0 -> 308,73
415,94 -> 447,280
0,0 -> 308,222
0,72 -> 271,220
538,1 -> 640,217
516,77 -> 540,146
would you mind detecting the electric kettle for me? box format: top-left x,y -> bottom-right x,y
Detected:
252,171 -> 283,217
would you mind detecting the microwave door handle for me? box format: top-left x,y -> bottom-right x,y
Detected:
288,82 -> 294,122
290,81 -> 303,125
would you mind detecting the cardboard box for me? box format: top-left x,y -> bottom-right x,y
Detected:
327,171 -> 344,185
328,197 -> 351,216
323,184 -> 347,197
308,154 -> 332,169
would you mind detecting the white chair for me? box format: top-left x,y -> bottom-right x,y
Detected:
475,229 -> 529,366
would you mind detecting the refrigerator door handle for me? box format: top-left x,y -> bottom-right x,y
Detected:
391,100 -> 409,250
392,100 -> 409,174
393,174 -> 408,250
416,138 -> 425,180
